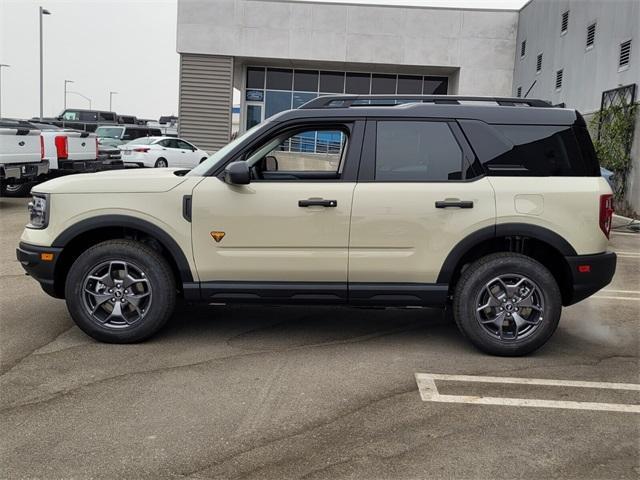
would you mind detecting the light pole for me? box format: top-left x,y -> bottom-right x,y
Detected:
0,64 -> 9,118
68,91 -> 92,110
109,91 -> 118,111
64,79 -> 74,109
39,6 -> 51,121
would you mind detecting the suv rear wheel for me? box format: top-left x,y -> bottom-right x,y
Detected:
453,253 -> 561,356
65,240 -> 176,343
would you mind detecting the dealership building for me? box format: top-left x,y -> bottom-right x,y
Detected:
176,0 -> 639,207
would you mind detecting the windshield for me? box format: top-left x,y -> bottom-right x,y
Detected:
95,127 -> 124,139
187,122 -> 268,177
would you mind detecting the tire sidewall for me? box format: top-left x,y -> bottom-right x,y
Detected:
454,254 -> 561,356
65,242 -> 175,343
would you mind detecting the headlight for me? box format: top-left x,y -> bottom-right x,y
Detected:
27,193 -> 49,229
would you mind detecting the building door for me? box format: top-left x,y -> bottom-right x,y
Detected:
245,102 -> 264,130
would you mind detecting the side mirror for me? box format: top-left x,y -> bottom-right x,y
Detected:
224,161 -> 251,185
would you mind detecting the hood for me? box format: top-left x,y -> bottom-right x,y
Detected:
34,168 -> 191,194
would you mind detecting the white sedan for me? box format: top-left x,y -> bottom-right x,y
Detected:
119,136 -> 208,168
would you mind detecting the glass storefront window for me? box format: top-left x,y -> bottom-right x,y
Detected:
424,76 -> 448,94
266,68 -> 293,90
320,71 -> 345,93
246,104 -> 262,130
294,70 -> 319,92
397,75 -> 422,94
371,74 -> 396,94
293,92 -> 317,109
265,90 -> 292,118
346,72 -> 371,94
247,67 -> 265,89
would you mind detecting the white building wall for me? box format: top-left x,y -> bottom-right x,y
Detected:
177,0 -> 518,97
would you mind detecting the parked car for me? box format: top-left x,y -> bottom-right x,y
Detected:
119,136 -> 208,168
95,125 -> 163,150
0,119 -> 49,196
38,109 -> 118,132
16,95 -> 616,356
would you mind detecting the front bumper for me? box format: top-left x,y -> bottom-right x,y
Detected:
564,251 -> 617,305
16,242 -> 63,298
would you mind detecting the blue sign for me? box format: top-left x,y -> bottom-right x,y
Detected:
246,90 -> 264,102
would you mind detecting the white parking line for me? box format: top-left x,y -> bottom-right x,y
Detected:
590,295 -> 640,301
612,251 -> 640,255
602,289 -> 640,294
415,373 -> 640,413
612,231 -> 640,237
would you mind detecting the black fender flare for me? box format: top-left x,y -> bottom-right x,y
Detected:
436,223 -> 577,284
53,214 -> 194,283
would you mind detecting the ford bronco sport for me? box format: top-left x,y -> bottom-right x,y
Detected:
16,95 -> 616,356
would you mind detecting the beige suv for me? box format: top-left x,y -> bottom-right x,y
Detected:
17,95 -> 616,356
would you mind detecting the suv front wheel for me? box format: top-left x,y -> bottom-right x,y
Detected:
65,240 -> 176,343
453,253 -> 561,356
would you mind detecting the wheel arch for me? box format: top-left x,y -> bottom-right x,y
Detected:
437,223 -> 577,305
51,215 -> 193,298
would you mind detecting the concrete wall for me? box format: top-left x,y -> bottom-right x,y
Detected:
513,0 -> 639,112
177,0 -> 519,96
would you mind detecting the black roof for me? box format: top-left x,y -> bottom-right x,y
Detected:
274,95 -> 578,126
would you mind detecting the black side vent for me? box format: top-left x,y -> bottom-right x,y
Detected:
586,23 -> 596,48
536,53 -> 543,73
555,69 -> 564,90
182,195 -> 192,222
561,11 -> 569,34
516,86 -> 522,98
520,40 -> 526,57
619,40 -> 631,68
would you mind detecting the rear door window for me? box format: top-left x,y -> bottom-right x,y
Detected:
375,121 -> 464,181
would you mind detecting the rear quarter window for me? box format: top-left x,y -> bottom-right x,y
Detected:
459,120 -> 596,176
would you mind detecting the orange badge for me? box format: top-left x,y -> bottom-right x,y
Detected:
210,231 -> 226,243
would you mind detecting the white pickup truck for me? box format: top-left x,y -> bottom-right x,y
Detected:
0,120 -> 49,195
2,121 -> 103,197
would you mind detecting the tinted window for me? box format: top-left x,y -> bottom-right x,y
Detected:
266,68 -> 292,90
320,71 -> 344,93
459,120 -> 594,176
423,77 -> 448,94
376,121 -> 463,181
265,90 -> 292,118
177,140 -> 193,150
98,112 -> 115,122
247,67 -> 265,89
345,72 -> 370,94
79,111 -> 98,121
294,70 -> 319,92
371,74 -> 396,94
397,75 -> 422,94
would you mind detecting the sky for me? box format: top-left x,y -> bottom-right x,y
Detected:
0,0 -> 528,120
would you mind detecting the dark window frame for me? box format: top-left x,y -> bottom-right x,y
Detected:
561,10 -> 569,34
619,40 -> 632,68
586,22 -> 596,49
536,53 -> 543,73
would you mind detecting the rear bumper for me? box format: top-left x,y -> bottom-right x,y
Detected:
1,161 -> 49,183
16,242 -> 63,298
564,251 -> 617,305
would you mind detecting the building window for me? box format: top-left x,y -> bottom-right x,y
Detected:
293,70 -> 319,92
520,40 -> 526,58
266,68 -> 293,90
619,40 -> 632,69
516,86 -> 522,98
345,72 -> 371,94
246,67 -> 266,89
371,74 -> 397,94
536,53 -> 543,73
561,11 -> 569,35
586,23 -> 596,49
555,69 -> 563,90
423,77 -> 448,94
319,71 -> 345,93
397,75 -> 422,94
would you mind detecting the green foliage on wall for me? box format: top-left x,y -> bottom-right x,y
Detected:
590,103 -> 637,204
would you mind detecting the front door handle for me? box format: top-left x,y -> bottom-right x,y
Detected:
435,200 -> 474,209
298,198 -> 337,208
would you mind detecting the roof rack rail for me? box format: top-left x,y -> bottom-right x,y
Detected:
299,95 -> 553,109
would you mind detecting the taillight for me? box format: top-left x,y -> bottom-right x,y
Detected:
95,137 -> 99,159
599,194 -> 614,238
40,135 -> 44,160
54,135 -> 69,160
133,147 -> 150,153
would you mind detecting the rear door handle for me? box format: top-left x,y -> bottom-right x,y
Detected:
298,199 -> 337,207
435,200 -> 474,209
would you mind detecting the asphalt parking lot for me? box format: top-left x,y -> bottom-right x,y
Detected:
1,196 -> 639,479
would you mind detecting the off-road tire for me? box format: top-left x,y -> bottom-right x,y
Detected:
65,240 -> 176,343
453,252 -> 561,356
